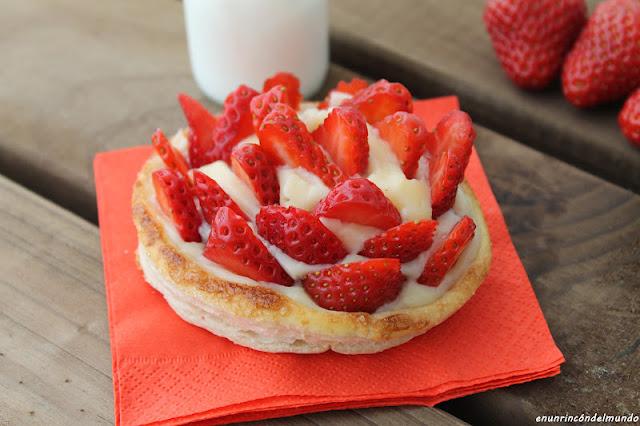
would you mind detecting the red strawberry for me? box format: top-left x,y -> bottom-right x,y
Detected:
484,0 -> 586,89
257,103 -> 344,187
250,85 -> 289,130
375,112 -> 429,179
418,216 -> 476,287
336,78 -> 369,95
562,0 -> 640,107
303,258 -> 404,313
312,106 -> 369,176
348,79 -> 413,124
314,178 -> 401,229
426,111 -> 475,218
204,207 -> 293,285
256,205 -> 348,264
319,78 -> 370,108
178,93 -> 217,168
230,144 -> 280,205
208,84 -> 259,163
192,170 -> 248,223
263,72 -> 302,110
151,129 -> 191,182
359,220 -> 437,262
152,169 -> 202,242
619,88 -> 640,147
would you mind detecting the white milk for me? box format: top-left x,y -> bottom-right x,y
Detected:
183,0 -> 329,103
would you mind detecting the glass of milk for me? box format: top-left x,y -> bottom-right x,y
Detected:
183,0 -> 329,104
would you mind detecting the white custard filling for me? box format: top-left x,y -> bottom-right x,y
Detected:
151,102 -> 481,312
198,161 -> 261,218
277,166 -> 329,211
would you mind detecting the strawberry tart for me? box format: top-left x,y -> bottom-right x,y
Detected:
132,72 -> 491,354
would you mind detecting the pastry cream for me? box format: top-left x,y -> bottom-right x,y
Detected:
145,102 -> 481,312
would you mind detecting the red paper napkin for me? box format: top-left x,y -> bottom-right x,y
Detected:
95,97 -> 564,426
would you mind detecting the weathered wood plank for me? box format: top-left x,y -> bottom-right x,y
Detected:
0,0 -> 194,222
329,0 -> 640,192
0,175 -> 112,425
440,127 -> 640,425
0,0 -> 362,224
3,125 -> 638,425
0,174 -> 465,425
2,0 -> 638,424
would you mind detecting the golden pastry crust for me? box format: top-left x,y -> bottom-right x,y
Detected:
132,151 -> 492,354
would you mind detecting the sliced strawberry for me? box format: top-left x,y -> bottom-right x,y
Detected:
204,207 -> 293,285
151,129 -> 191,182
359,219 -> 437,262
257,103 -> 344,187
178,93 -> 217,168
256,205 -> 348,264
314,178 -> 401,229
429,153 -> 458,219
312,106 -> 369,176
348,79 -> 413,124
230,144 -> 280,205
319,78 -> 370,108
426,110 -> 475,218
375,112 -> 429,178
303,258 -> 404,313
152,169 -> 202,242
263,72 -> 302,110
207,84 -> 259,163
250,85 -> 290,130
192,170 -> 248,223
336,78 -> 370,95
426,110 -> 475,159
418,216 -> 476,287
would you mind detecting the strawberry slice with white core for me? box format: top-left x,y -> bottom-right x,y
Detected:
312,106 -> 369,177
263,72 -> 302,110
192,170 -> 248,223
209,84 -> 259,163
359,219 -> 437,262
314,178 -> 401,229
250,84 -> 290,130
230,143 -> 280,205
303,258 -> 404,313
318,77 -> 369,109
257,103 -> 344,187
348,79 -> 413,124
256,205 -> 348,264
375,112 -> 429,179
203,206 -> 293,285
417,215 -> 476,287
426,110 -> 475,218
151,129 -> 191,183
177,93 -> 217,168
152,169 -> 202,242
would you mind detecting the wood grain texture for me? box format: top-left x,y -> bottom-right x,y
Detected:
0,175 -> 112,425
329,0 -> 640,192
322,67 -> 640,422
441,127 -> 640,425
0,0 -> 364,224
0,0 -> 196,222
0,174 -> 464,426
1,0 -> 638,424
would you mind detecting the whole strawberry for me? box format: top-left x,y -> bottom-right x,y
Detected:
562,0 -> 640,107
619,88 -> 640,147
484,0 -> 586,89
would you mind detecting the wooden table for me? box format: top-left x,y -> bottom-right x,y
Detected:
330,0 -> 640,192
1,1 -> 638,425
